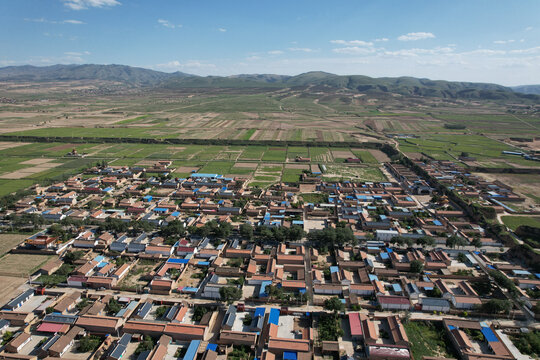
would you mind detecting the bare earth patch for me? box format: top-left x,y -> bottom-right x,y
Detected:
175,166 -> 199,173
368,149 -> 391,162
331,150 -> 355,158
233,162 -> 258,169
0,162 -> 61,179
0,276 -> 27,307
0,234 -> 28,256
0,142 -> 30,150
20,158 -> 55,165
285,164 -> 310,169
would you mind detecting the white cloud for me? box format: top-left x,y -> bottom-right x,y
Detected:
218,28 -> 227,32
64,51 -> 90,56
158,19 -> 181,29
246,56 -> 261,61
397,32 -> 435,41
374,38 -> 389,42
525,26 -> 533,32
332,46 -> 377,55
464,49 -> 506,56
493,39 -> 515,44
154,60 -> 216,73
509,46 -> 540,55
268,50 -> 284,55
330,40 -> 373,46
62,0 -> 120,10
63,19 -> 85,24
289,47 -> 315,52
24,18 -> 85,24
384,47 -> 454,57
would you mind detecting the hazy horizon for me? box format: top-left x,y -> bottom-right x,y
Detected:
2,0 -> 540,86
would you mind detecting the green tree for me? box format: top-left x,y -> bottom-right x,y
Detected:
219,286 -> 242,304
324,297 -> 345,314
64,250 -> 84,264
446,235 -> 458,249
155,306 -> 168,319
105,298 -> 122,315
410,260 -> 424,273
192,306 -> 208,322
471,237 -> 483,250
78,335 -> 101,352
481,299 -> 512,314
135,336 -> 154,355
457,252 -> 467,263
160,220 -> 186,238
239,223 -> 254,240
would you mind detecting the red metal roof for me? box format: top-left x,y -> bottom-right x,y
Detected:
348,313 -> 363,336
37,322 -> 70,333
378,295 -> 410,305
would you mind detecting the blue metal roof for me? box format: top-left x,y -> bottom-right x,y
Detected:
330,266 -> 339,273
191,173 -> 218,178
254,307 -> 266,318
206,343 -> 218,352
268,308 -> 280,325
368,274 -> 378,281
198,261 -> 210,266
283,352 -> 297,360
392,283 -> 402,292
380,252 -> 389,260
167,258 -> 189,264
481,327 -> 499,342
184,340 -> 201,360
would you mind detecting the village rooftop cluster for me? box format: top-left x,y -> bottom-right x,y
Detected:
0,158 -> 538,360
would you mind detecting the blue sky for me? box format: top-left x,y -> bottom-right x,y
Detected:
1,0 -> 539,85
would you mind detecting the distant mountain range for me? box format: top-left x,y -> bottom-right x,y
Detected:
512,85 -> 540,95
0,64 -> 538,101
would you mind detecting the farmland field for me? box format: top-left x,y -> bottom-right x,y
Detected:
501,216 -> 540,231
0,81 -> 539,197
0,254 -> 54,276
0,234 -> 27,256
404,321 -> 456,360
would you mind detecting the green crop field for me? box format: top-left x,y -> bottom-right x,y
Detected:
501,216 -> 540,231
404,321 -> 456,360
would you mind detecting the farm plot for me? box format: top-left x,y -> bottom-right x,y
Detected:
331,148 -> 355,162
0,254 -> 53,276
0,179 -> 35,196
262,147 -> 287,162
0,276 -> 27,308
351,149 -> 378,164
0,160 -> 62,179
309,147 -> 333,162
287,146 -> 310,161
404,321 -> 456,360
0,234 -> 27,256
282,168 -> 304,183
322,165 -> 386,182
238,146 -> 266,160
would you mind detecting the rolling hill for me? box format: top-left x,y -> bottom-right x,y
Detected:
512,85 -> 540,95
0,64 -> 191,85
0,64 -> 538,101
